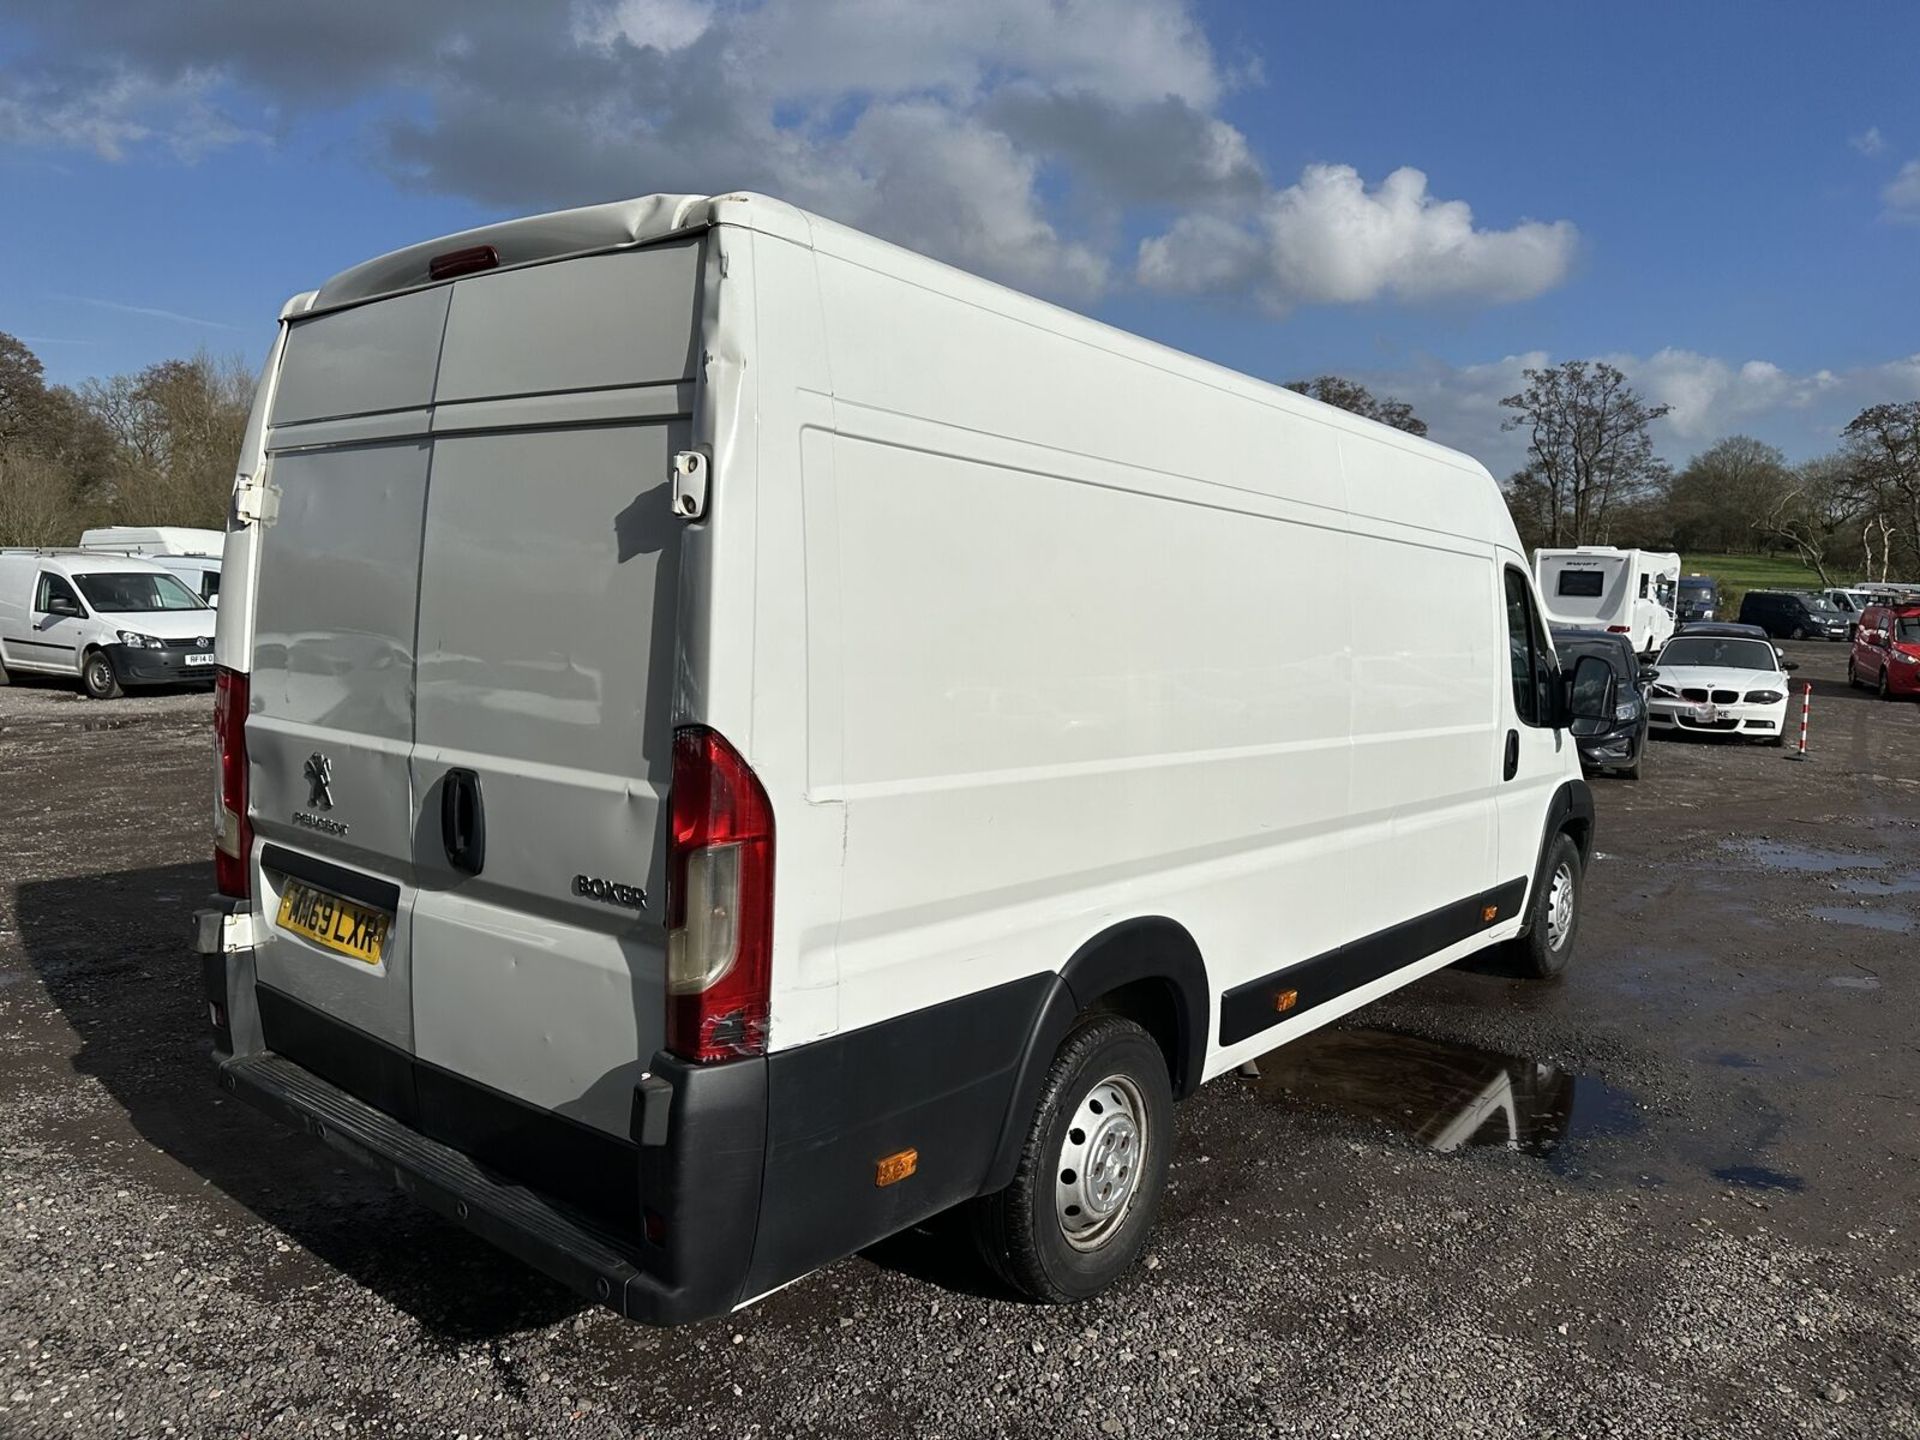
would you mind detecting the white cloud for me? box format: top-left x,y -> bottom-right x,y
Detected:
1882,159 -> 1920,220
1138,164 -> 1578,313
1850,125 -> 1886,156
0,0 -> 1567,316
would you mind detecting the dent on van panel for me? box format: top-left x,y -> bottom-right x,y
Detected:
272,286 -> 450,425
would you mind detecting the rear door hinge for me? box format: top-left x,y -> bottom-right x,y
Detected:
670,451 -> 709,521
232,467 -> 277,526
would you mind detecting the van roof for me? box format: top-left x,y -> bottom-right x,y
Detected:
297,190 -> 1514,545
2,549 -> 176,576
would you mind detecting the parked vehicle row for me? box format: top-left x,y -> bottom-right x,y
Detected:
1737,589 -> 1849,641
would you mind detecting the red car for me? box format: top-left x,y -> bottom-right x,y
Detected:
1849,604 -> 1920,698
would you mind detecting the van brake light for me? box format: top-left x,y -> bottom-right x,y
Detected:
1606,625 -> 1631,633
666,727 -> 774,1063
214,667 -> 251,899
428,244 -> 499,281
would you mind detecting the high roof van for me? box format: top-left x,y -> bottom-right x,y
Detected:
194,192 -> 1615,1324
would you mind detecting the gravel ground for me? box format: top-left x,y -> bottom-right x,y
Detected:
2,644 -> 1918,1438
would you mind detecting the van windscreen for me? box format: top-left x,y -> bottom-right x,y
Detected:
74,572 -> 206,612
1556,571 -> 1605,598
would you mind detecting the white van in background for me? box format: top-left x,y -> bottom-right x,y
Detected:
0,549 -> 217,698
193,191 -> 1615,1325
80,526 -> 225,606
1535,546 -> 1681,655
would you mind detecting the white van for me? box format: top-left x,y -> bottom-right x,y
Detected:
192,192 -> 1614,1324
1535,546 -> 1680,655
0,549 -> 218,697
80,526 -> 225,606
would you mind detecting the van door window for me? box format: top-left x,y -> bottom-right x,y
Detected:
1638,574 -> 1649,599
1504,568 -> 1555,727
34,573 -> 83,614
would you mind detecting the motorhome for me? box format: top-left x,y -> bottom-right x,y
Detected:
193,191 -> 1614,1324
81,526 -> 225,605
1534,546 -> 1680,655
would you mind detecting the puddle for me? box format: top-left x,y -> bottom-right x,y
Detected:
1250,1027 -> 1639,1168
1834,873 -> 1920,896
1713,1164 -> 1805,1192
1721,839 -> 1883,873
1828,975 -> 1882,990
1811,906 -> 1914,934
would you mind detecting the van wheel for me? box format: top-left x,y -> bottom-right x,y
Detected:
970,1014 -> 1172,1303
1792,626 -> 1810,641
1512,833 -> 1582,980
82,650 -> 123,700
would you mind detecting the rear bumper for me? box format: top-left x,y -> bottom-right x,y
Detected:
104,641 -> 218,685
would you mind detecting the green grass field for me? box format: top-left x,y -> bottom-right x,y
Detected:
1677,552 -> 1825,591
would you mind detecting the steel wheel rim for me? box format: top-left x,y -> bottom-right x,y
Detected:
87,658 -> 110,693
1545,862 -> 1575,952
1055,1073 -> 1148,1251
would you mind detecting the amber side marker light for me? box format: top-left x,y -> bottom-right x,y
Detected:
1482,905 -> 1500,923
1273,989 -> 1299,1014
875,1149 -> 918,1187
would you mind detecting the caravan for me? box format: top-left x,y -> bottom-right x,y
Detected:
1535,546 -> 1680,656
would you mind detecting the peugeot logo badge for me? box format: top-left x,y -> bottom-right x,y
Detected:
303,752 -> 335,811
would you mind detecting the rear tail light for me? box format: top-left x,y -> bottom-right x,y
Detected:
1606,625 -> 1631,634
214,667 -> 251,898
665,727 -> 774,1063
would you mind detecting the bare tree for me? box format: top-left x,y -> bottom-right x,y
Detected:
1754,454 -> 1855,585
1500,361 -> 1670,547
1842,402 -> 1920,576
1285,375 -> 1428,436
1667,436 -> 1791,553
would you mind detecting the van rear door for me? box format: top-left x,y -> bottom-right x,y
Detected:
248,285 -> 449,1054
405,243 -> 699,1141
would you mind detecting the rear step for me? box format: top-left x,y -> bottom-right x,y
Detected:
220,1051 -> 650,1314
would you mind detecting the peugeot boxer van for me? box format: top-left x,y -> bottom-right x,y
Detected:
0,549 -> 217,697
193,192 -> 1614,1324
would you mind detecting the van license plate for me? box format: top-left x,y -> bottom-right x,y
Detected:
183,653 -> 215,667
275,881 -> 390,965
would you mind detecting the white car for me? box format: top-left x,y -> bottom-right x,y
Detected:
1645,633 -> 1793,744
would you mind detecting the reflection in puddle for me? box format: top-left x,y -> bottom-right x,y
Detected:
1811,906 -> 1914,934
1721,839 -> 1882,873
1834,873 -> 1920,897
1252,1027 -> 1639,1165
1828,975 -> 1882,990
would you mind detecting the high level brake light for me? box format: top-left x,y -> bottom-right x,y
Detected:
665,727 -> 774,1063
214,667 -> 251,898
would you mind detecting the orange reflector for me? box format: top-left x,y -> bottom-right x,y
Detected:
1482,905 -> 1499,922
875,1148 -> 918,1187
1273,989 -> 1298,1014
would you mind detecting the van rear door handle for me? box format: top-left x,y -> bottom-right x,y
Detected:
440,768 -> 486,876
1503,730 -> 1519,782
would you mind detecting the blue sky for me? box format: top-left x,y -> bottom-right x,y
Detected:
2,0 -> 1915,476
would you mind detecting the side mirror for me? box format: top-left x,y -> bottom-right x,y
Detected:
1638,666 -> 1659,685
1563,653 -> 1617,729
1783,660 -> 1800,672
46,596 -> 82,619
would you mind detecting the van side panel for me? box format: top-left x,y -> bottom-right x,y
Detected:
807,246 -> 1365,1060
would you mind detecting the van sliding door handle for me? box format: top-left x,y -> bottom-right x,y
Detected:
1503,730 -> 1519,782
441,768 -> 486,876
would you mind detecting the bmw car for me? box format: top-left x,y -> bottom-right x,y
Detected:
1645,633 -> 1794,745
1643,633 -> 1789,744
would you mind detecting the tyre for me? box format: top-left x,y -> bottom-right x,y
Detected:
82,650 -> 122,700
1617,756 -> 1641,781
1881,671 -> 1893,702
1848,657 -> 1860,689
1792,626 -> 1809,641
1765,734 -> 1785,748
1510,832 -> 1582,980
969,1014 -> 1173,1303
